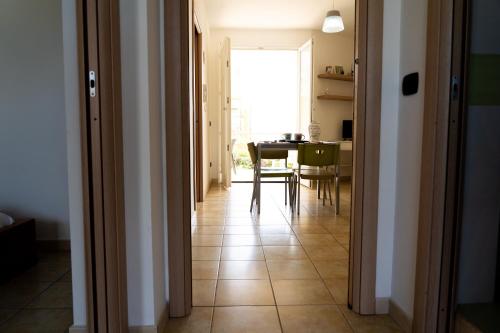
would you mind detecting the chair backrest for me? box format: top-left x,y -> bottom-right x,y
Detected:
247,142 -> 288,165
247,142 -> 258,165
297,143 -> 340,167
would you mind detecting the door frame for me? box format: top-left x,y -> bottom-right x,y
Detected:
193,14 -> 204,203
349,0 -> 384,314
165,0 -> 384,316
76,0 -> 128,330
413,0 -> 470,331
164,0 -> 193,317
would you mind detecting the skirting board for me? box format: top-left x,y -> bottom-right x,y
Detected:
37,240 -> 71,252
389,299 -> 413,333
69,326 -> 87,333
69,307 -> 168,333
129,306 -> 169,333
375,297 -> 390,314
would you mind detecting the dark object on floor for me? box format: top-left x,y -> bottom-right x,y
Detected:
0,218 -> 37,282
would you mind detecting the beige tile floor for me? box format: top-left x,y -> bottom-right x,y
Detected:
0,251 -> 73,332
165,182 -> 402,333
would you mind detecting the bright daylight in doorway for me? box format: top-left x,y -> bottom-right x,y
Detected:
231,49 -> 300,181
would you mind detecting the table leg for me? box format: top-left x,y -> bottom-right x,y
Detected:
257,145 -> 262,214
335,166 -> 340,215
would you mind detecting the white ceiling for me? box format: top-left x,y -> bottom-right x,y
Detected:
204,0 -> 355,33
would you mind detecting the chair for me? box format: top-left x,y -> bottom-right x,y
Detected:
296,143 -> 341,215
231,138 -> 237,174
247,142 -> 294,212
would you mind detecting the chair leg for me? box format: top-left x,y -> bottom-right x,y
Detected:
323,181 -> 326,206
250,171 -> 257,212
285,177 -> 290,206
328,180 -> 333,206
317,180 -> 321,199
335,175 -> 340,215
297,176 -> 301,215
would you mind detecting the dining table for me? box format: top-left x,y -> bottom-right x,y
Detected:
255,140 -> 350,214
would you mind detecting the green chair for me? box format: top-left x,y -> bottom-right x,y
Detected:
247,142 -> 294,212
296,143 -> 341,215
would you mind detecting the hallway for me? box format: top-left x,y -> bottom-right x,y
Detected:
165,183 -> 401,332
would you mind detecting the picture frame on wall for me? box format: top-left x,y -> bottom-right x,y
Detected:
325,66 -> 334,74
335,65 -> 344,75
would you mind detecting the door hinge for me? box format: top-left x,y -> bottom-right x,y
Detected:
451,75 -> 460,101
210,162 -> 212,167
89,71 -> 96,97
227,144 -> 230,152
226,60 -> 230,67
354,58 -> 360,65
226,97 -> 230,104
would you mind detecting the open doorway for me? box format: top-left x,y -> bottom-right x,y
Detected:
163,0 -> 393,330
414,0 -> 500,331
0,2 -> 75,330
231,49 -> 302,182
165,0 -> 386,328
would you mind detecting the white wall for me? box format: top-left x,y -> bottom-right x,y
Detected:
120,0 -> 167,327
0,0 -> 70,240
62,0 -> 87,327
311,31 -> 355,141
375,0 -> 401,305
387,0 -> 428,319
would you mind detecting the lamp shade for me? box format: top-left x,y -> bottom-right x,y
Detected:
322,10 -> 344,33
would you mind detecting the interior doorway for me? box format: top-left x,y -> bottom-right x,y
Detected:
415,0 -> 500,331
165,0 -> 385,323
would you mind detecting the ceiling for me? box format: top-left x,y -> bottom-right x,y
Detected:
204,0 -> 355,33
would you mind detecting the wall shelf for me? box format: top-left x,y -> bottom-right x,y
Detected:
318,73 -> 354,82
317,94 -> 354,102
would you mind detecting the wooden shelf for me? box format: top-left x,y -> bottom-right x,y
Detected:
317,94 -> 354,102
318,73 -> 354,81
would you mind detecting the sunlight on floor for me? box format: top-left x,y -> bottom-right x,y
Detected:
165,182 -> 402,333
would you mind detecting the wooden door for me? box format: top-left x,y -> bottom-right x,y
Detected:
77,0 -> 128,331
220,38 -> 232,188
193,22 -> 203,202
298,39 -> 314,136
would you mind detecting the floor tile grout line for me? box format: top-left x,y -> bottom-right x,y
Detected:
0,257 -> 72,329
286,216 -> 347,308
261,233 -> 285,333
338,305 -> 357,333
198,184 -> 353,331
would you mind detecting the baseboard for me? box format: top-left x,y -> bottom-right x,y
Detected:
69,325 -> 88,333
129,306 -> 169,333
129,325 -> 158,333
157,305 -> 169,333
68,308 -> 168,333
389,299 -> 413,333
37,240 -> 71,252
375,297 -> 390,314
